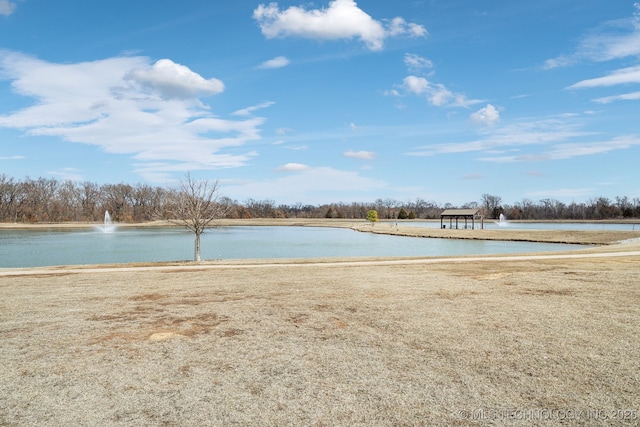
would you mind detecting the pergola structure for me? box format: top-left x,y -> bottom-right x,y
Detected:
440,208 -> 482,230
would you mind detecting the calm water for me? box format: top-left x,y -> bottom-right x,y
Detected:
0,226 -> 587,268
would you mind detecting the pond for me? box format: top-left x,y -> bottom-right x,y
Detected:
0,226 -> 588,268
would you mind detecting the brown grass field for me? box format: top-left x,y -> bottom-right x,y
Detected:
1,220 -> 640,426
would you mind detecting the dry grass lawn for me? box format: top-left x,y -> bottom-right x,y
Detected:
1,224 -> 640,426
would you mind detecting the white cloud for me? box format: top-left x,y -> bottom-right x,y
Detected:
402,75 -> 428,94
258,56 -> 291,69
401,75 -> 479,108
404,53 -> 433,73
545,3 -> 640,68
594,91 -> 640,103
545,136 -> 640,159
568,65 -> 640,89
386,17 -> 428,38
274,162 -> 311,172
0,51 -> 264,181
0,0 -> 16,16
344,150 -> 376,160
470,104 -> 500,126
395,55 -> 480,109
253,0 -> 426,51
567,64 -> 640,104
232,101 -> 275,116
124,59 -> 224,100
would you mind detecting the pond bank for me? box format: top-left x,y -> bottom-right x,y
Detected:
2,218 -> 640,245
214,218 -> 640,245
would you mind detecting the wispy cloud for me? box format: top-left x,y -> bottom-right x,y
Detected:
544,136 -> 640,159
387,17 -> 427,38
554,5 -> 640,106
593,91 -> 640,104
0,0 -> 16,17
232,101 -> 275,116
48,168 -> 84,182
404,53 -> 433,74
478,136 -> 640,163
400,75 -> 481,108
568,65 -> 640,89
406,116 -> 603,161
344,150 -> 376,160
253,0 -> 426,51
567,64 -> 640,104
258,56 -> 291,69
282,145 -> 308,151
391,51 -> 481,108
225,166 -> 386,204
0,51 -> 265,181
274,162 -> 310,172
275,127 -> 293,135
545,3 -> 640,68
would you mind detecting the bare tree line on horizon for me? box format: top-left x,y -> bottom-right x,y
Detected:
1,174 -> 640,223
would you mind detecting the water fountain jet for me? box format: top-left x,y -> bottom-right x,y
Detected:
496,213 -> 509,227
101,211 -> 117,233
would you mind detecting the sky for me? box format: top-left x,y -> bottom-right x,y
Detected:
1,0 -> 639,206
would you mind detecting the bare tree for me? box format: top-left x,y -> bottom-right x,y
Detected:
0,174 -> 23,222
80,181 -> 102,221
481,193 -> 502,219
170,173 -> 228,261
6,173 -> 640,223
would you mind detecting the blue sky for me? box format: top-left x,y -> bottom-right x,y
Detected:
1,0 -> 639,206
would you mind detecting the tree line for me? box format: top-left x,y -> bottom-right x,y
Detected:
1,174 -> 639,223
